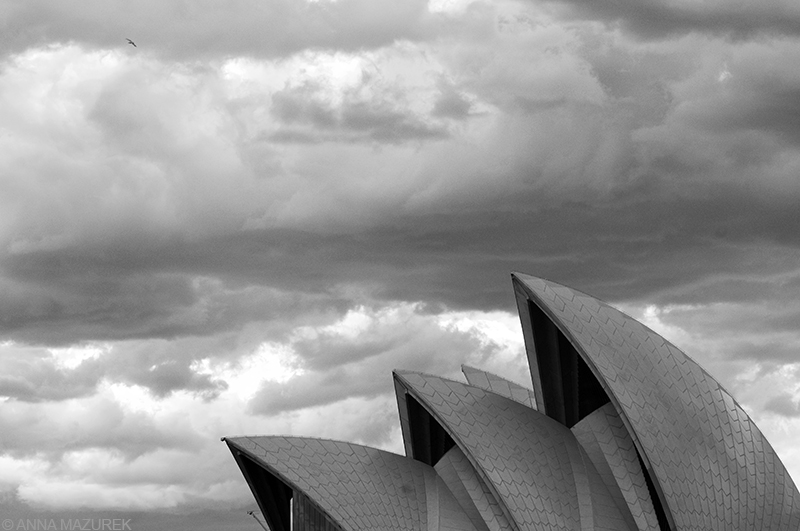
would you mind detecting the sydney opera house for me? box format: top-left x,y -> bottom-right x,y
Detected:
224,274 -> 800,530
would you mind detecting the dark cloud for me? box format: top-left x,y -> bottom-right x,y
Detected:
271,85 -> 338,129
730,341 -> 800,364
0,348 -> 97,402
546,0 -> 800,40
0,269 -> 198,342
249,369 -> 389,415
4,173 -> 800,347
341,101 -> 449,142
687,78 -> 800,146
7,17 -> 800,351
103,356 -> 227,400
654,282 -> 800,344
81,337 -> 234,398
431,86 -> 472,119
0,246 -> 350,345
765,393 -> 800,417
269,83 -> 449,144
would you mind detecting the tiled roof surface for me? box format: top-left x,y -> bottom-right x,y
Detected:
572,402 -> 658,531
514,273 -> 800,531
395,371 -> 633,531
434,445 -> 513,531
396,370 -> 578,530
227,436 -> 479,531
566,434 -> 636,531
226,273 -> 799,531
461,366 -> 537,410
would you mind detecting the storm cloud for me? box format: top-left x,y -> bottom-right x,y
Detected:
2,0 -> 800,528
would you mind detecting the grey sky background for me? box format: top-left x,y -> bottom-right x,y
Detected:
2,0 -> 800,529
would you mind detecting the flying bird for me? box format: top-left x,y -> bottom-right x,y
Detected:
126,38 -> 136,47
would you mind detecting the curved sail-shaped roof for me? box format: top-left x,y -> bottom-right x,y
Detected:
434,444 -> 513,531
460,365 -> 537,410
394,370 -> 634,531
512,273 -> 800,530
225,272 -> 800,531
226,436 -> 483,531
571,402 -> 659,531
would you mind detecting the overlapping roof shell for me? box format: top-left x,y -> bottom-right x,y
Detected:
225,274 -> 800,531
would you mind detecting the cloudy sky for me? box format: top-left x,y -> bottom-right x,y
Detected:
2,0 -> 800,528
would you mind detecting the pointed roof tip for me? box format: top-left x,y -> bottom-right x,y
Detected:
511,271 -> 556,289
392,369 -> 415,383
460,364 -> 484,375
393,368 -> 423,377
511,272 -> 534,289
511,272 -> 550,293
460,364 -> 479,377
513,273 -> 588,298
511,271 -> 550,285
